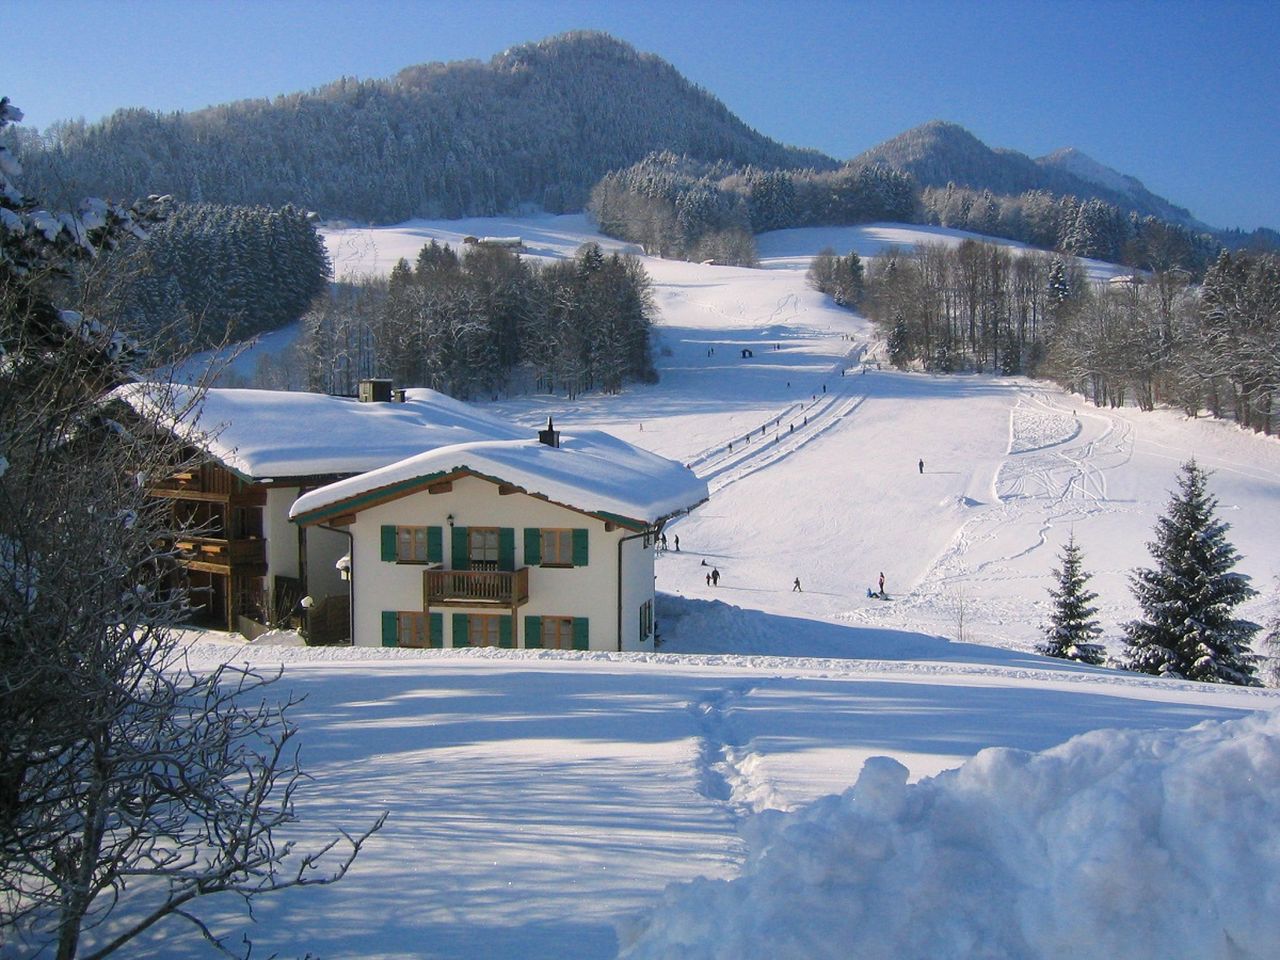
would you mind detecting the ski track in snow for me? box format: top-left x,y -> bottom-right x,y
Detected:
686,347 -> 868,496
838,383 -> 1148,645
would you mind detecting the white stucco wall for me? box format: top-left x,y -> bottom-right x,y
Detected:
265,487 -> 301,581
342,474 -> 657,651
266,486 -> 349,619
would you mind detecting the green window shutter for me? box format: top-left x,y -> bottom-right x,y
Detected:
524,615 -> 543,649
429,612 -> 443,649
427,526 -> 443,563
499,615 -> 513,648
381,525 -> 398,562
572,617 -> 589,651
572,528 -> 589,566
381,611 -> 399,647
499,527 -> 515,571
451,526 -> 469,570
452,613 -> 470,647
523,527 -> 542,566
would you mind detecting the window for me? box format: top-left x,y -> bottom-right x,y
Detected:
398,612 -> 431,648
528,527 -> 587,566
397,526 -> 435,563
541,616 -> 575,650
540,529 -> 573,566
468,613 -> 502,647
639,599 -> 654,640
469,527 -> 500,570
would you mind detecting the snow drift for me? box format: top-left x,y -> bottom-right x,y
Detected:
621,707 -> 1280,960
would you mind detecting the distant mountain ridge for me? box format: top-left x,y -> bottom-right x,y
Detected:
15,32 -> 834,224
11,33 -> 1260,242
854,120 -> 1203,230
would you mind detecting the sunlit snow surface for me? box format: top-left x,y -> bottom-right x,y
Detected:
98,215 -> 1280,960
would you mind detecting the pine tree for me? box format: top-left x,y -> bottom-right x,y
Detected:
887,316 -> 911,369
1261,578 -> 1280,687
1122,459 -> 1260,685
1038,534 -> 1105,664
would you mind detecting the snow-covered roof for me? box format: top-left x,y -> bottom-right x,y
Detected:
290,430 -> 708,529
114,383 -> 527,480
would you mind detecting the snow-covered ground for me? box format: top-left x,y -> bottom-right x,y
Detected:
114,215 -> 1280,959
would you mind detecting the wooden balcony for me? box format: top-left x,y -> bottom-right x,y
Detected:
174,536 -> 267,575
149,462 -> 265,504
424,567 -> 529,607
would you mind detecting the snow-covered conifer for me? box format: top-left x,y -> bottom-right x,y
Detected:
1038,533 -> 1105,665
1122,459 -> 1260,685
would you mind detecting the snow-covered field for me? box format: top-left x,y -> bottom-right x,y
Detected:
128,215 -> 1280,959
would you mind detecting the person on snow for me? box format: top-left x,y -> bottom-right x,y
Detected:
711,567 -> 721,586
706,573 -> 711,586
918,458 -> 924,474
878,571 -> 885,597
674,534 -> 680,551
792,577 -> 802,592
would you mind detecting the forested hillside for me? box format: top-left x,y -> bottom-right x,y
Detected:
589,152 -> 914,265
92,202 -> 330,353
13,32 -> 832,223
291,240 -> 657,401
861,238 -> 1280,436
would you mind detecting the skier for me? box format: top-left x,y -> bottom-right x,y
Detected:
918,458 -> 924,474
792,577 -> 802,592
711,567 -> 720,586
674,534 -> 680,551
878,571 -> 885,597
660,533 -> 668,551
706,573 -> 711,586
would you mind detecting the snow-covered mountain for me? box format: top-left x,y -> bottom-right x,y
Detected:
139,215 -> 1280,960
854,120 -> 1202,228
1038,144 -> 1209,229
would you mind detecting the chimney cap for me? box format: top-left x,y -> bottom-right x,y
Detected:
537,417 -> 560,448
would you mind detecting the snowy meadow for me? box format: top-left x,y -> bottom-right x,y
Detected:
137,215 -> 1280,960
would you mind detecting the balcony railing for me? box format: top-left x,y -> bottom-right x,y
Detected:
424,567 -> 529,607
174,536 -> 266,572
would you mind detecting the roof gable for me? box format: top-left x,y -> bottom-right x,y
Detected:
290,432 -> 707,528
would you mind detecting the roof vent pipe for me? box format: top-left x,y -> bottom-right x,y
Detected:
538,417 -> 560,448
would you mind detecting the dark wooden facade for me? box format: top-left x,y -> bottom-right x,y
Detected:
150,458 -> 269,632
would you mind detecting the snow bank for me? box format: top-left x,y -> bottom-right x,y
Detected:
621,708 -> 1280,960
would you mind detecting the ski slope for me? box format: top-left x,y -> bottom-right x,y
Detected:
91,214 -> 1280,960
316,212 -> 1280,655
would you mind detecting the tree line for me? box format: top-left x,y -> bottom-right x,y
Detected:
290,240 -> 657,399
589,152 -> 916,265
919,184 -> 1222,274
856,239 -> 1280,435
90,201 -> 331,355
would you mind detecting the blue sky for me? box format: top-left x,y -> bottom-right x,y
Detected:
5,0 -> 1278,231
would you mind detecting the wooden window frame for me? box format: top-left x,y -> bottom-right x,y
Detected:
398,611 -> 430,647
541,616 -> 575,650
539,528 -> 574,567
395,525 -> 439,564
468,613 -> 502,647
469,527 -> 500,571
